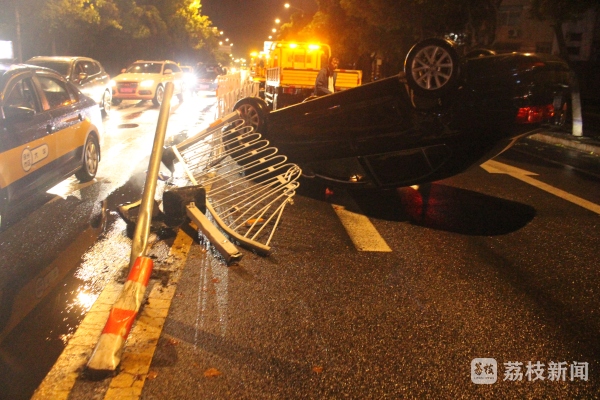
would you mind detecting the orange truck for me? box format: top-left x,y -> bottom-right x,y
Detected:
263,41 -> 362,110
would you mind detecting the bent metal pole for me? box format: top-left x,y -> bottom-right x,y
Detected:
130,82 -> 174,267
86,83 -> 174,373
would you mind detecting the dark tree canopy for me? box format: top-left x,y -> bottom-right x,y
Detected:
0,0 -> 224,73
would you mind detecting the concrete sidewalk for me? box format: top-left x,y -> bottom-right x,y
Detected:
529,127 -> 600,155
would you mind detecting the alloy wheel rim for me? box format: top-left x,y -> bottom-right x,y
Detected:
85,141 -> 99,175
238,104 -> 260,130
411,45 -> 454,90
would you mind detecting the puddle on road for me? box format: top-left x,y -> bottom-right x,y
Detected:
0,178 -> 150,399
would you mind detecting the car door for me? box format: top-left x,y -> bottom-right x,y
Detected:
0,71 -> 56,202
34,72 -> 85,178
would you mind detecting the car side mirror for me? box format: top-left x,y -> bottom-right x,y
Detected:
121,68 -> 126,73
164,69 -> 173,75
4,105 -> 36,122
77,72 -> 88,82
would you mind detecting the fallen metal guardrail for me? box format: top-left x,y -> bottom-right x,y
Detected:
216,78 -> 260,118
163,115 -> 301,257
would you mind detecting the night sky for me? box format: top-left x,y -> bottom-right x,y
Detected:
202,0 -> 318,58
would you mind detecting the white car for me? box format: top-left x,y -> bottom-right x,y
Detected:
111,60 -> 184,106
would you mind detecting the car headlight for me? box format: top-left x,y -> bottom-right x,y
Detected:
110,79 -> 116,87
140,80 -> 155,88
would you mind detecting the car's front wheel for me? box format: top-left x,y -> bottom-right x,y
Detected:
404,38 -> 460,98
153,85 -> 165,106
233,97 -> 269,133
101,90 -> 111,117
75,135 -> 100,182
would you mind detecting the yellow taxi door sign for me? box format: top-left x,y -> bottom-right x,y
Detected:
21,144 -> 49,172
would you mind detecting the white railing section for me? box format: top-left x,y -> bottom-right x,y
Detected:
216,72 -> 260,118
169,119 -> 301,255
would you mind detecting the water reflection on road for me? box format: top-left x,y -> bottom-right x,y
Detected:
0,93 -> 217,399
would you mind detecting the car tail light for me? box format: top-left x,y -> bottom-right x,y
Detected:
283,87 -> 296,94
515,104 -> 554,124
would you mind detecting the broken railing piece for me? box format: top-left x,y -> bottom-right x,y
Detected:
165,115 -> 301,256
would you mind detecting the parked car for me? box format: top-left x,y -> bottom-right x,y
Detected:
231,38 -> 571,188
25,56 -> 112,117
195,64 -> 221,92
111,60 -> 184,106
0,63 -> 104,228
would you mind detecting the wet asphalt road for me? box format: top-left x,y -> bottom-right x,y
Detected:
1,96 -> 600,398
0,93 -> 218,399
136,137 -> 599,399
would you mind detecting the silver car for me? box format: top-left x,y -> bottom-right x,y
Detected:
25,56 -> 112,117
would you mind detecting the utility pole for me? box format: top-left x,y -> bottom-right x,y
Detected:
15,4 -> 23,63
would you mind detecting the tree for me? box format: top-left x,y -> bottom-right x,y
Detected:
297,0 -> 504,80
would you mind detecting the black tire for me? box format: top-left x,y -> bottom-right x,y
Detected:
111,97 -> 122,106
75,135 -> 100,182
233,97 -> 270,133
101,90 -> 111,117
153,85 -> 165,106
404,38 -> 460,98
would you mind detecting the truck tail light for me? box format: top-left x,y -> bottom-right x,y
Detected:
515,104 -> 554,124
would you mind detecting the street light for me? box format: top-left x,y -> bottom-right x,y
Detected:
284,3 -> 305,16
275,18 -> 281,24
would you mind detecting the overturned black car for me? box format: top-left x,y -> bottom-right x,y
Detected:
232,38 -> 571,188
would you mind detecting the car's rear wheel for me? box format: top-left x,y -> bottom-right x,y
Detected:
404,38 -> 460,97
101,90 -> 111,117
233,97 -> 269,133
153,85 -> 165,106
75,135 -> 99,182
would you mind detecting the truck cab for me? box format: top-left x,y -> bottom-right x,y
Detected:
264,41 -> 362,110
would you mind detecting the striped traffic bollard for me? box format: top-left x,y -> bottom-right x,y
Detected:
87,256 -> 154,372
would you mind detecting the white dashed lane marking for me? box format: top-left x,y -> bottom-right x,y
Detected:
331,194 -> 392,252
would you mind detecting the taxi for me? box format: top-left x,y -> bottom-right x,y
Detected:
0,63 -> 104,228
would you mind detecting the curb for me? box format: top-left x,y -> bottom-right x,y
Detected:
528,131 -> 600,154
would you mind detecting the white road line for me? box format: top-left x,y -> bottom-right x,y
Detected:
482,159 -> 600,215
331,201 -> 392,252
32,227 -> 195,400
